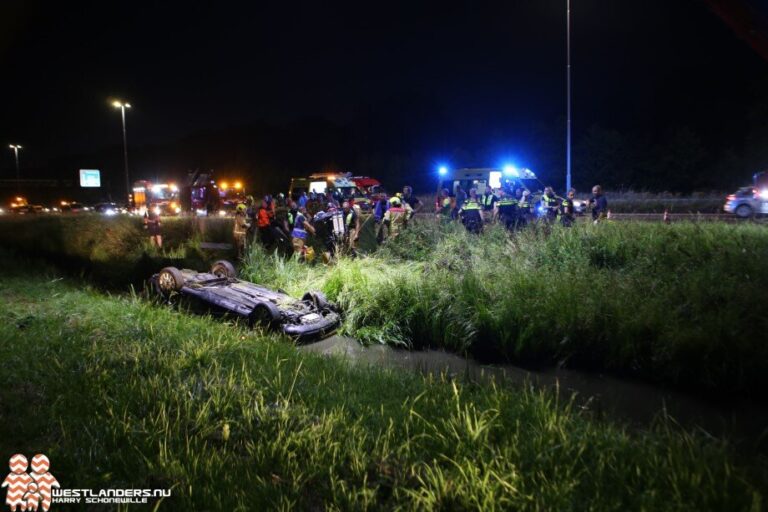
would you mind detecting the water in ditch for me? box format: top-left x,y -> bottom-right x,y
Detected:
301,335 -> 768,446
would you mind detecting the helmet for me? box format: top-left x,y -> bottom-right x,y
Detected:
236,203 -> 247,213
389,197 -> 401,206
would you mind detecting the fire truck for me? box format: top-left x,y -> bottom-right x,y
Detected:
132,180 -> 182,215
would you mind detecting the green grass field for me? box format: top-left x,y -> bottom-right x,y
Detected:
242,220 -> 768,400
1,215 -> 767,400
0,269 -> 765,510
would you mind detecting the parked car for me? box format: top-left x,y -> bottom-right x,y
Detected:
724,187 -> 757,218
152,260 -> 341,341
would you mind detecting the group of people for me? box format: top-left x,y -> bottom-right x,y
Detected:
232,186 -> 422,262
438,184 -> 608,234
230,183 -> 607,261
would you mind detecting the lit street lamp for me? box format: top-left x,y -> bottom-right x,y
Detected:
8,144 -> 22,192
112,100 -> 132,203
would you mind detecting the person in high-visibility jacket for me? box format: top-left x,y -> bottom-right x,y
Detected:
540,187 -> 561,223
435,188 -> 452,220
482,187 -> 497,212
382,196 -> 411,241
559,188 -> 577,227
459,189 -> 483,234
342,200 -> 361,256
493,189 -> 519,230
291,205 -> 316,261
233,203 -> 250,257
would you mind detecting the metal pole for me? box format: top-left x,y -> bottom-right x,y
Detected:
120,106 -> 130,204
13,147 -> 20,193
566,0 -> 572,192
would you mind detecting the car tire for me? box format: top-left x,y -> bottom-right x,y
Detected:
211,260 -> 237,278
735,204 -> 753,218
249,302 -> 281,330
302,291 -> 330,310
157,267 -> 185,295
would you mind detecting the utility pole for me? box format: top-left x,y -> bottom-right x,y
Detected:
9,144 -> 22,193
112,100 -> 132,204
566,0 -> 572,192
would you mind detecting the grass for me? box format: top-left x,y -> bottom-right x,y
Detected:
240,220 -> 768,400
0,215 -> 234,286
0,267 -> 765,509
2,215 -> 768,400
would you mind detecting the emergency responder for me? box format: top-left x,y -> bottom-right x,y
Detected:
257,198 -> 274,246
458,188 -> 483,234
233,203 -> 250,257
286,200 -> 299,232
436,188 -> 452,220
143,203 -> 162,247
560,188 -> 577,227
588,185 -> 608,224
291,205 -> 316,262
482,187 -> 497,212
494,188 -> 519,230
342,200 -> 361,256
402,186 -> 422,213
382,196 -> 409,241
518,189 -> 533,227
540,187 -> 561,223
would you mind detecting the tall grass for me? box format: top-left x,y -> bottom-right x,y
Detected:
241,220 -> 768,398
0,270 -> 764,509
0,215 -> 234,286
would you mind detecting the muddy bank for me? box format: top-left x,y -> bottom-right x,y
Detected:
302,336 -> 768,445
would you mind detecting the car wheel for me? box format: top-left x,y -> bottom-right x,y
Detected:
249,302 -> 281,330
302,291 -> 330,310
157,267 -> 185,295
735,204 -> 753,218
211,260 -> 237,278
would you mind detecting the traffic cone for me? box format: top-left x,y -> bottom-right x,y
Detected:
663,210 -> 671,224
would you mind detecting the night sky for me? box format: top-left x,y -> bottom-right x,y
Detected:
2,0 -> 768,195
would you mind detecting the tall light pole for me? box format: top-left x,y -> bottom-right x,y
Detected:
566,0 -> 572,192
112,100 -> 132,203
9,144 -> 22,193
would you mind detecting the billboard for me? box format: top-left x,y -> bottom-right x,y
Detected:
79,169 -> 101,188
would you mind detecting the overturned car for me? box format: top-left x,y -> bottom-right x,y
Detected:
152,260 -> 340,340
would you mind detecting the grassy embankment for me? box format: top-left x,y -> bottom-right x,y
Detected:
0,268 -> 765,509
0,215 -> 233,286
1,215 -> 767,400
241,220 -> 768,400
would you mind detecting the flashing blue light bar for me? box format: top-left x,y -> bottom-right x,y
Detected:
503,165 -> 519,177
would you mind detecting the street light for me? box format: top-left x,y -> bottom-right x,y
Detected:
112,100 -> 132,204
565,0 -> 572,192
8,144 -> 22,193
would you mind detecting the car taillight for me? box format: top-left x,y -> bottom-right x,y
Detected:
726,195 -> 735,201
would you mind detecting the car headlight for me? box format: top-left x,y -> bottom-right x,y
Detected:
760,189 -> 768,201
